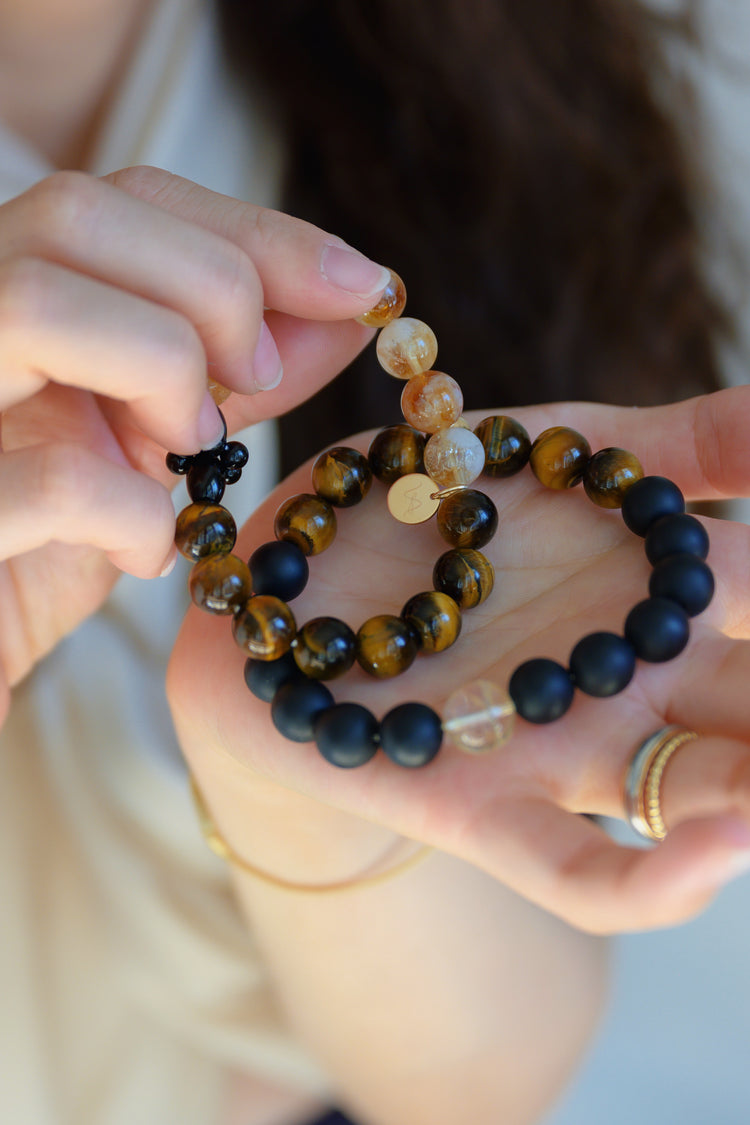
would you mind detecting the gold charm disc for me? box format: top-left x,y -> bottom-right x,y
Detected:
387,474 -> 440,524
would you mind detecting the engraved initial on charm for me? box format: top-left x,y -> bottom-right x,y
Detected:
387,473 -> 441,524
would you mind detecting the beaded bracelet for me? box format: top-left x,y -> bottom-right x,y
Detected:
168,272 -> 714,769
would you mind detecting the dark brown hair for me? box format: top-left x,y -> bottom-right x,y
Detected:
218,0 -> 724,474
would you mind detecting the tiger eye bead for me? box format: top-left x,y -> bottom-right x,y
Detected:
401,371 -> 463,433
368,424 -> 426,483
355,614 -> 419,678
436,488 -> 498,549
274,493 -> 337,556
529,427 -> 591,489
432,548 -> 495,609
292,617 -> 357,680
356,269 -> 407,326
401,591 -> 462,654
583,447 -> 644,509
376,317 -> 438,379
175,502 -> 236,561
232,595 -> 297,660
423,426 -> 486,487
189,553 -> 252,614
311,446 -> 372,507
474,416 -> 531,478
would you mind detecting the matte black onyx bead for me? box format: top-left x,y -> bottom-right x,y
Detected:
312,446 -> 372,507
187,455 -> 226,503
244,651 -> 302,702
249,540 -> 309,601
436,489 -> 498,549
621,476 -> 685,536
508,659 -> 574,723
314,703 -> 380,768
644,513 -> 709,565
569,632 -> 636,697
271,679 -> 334,742
624,597 -> 690,662
379,703 -> 442,768
649,555 -> 715,617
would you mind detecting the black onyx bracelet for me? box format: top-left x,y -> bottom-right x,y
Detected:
168,272 -> 714,769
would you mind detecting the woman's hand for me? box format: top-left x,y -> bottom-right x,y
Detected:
170,387 -> 750,935
0,165 -> 389,716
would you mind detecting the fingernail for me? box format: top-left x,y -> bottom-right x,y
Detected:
252,321 -> 283,390
160,546 -> 178,578
197,392 -> 225,447
321,243 -> 391,297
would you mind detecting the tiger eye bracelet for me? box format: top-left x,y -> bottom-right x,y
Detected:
168,271 -> 714,769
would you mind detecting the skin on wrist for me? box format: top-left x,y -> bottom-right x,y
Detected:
188,748 -> 409,888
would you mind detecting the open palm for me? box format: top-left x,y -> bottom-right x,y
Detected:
169,388 -> 750,934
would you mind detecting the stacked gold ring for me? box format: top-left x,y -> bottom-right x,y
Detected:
623,726 -> 698,841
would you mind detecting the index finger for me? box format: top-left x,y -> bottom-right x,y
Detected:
105,165 -> 392,317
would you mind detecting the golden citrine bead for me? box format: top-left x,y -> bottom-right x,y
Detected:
207,376 -> 232,405
529,427 -> 592,489
442,681 -> 516,754
583,447 -> 644,508
401,371 -> 463,433
376,317 -> 438,379
356,269 -> 407,326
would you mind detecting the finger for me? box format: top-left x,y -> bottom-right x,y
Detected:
0,257 -> 223,452
0,443 -> 176,578
3,172 -> 263,397
669,633 -> 750,733
466,793 -> 750,933
656,733 -> 750,830
220,309 -> 375,429
105,166 -> 392,314
505,387 -> 750,503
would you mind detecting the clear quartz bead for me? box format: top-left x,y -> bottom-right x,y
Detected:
442,680 -> 516,754
424,426 -> 486,486
376,317 -> 438,378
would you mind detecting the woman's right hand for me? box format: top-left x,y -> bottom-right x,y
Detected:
0,165 -> 390,721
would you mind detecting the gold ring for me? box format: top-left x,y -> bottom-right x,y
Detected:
623,726 -> 698,841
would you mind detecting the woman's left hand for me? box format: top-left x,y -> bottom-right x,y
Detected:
169,386 -> 750,935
